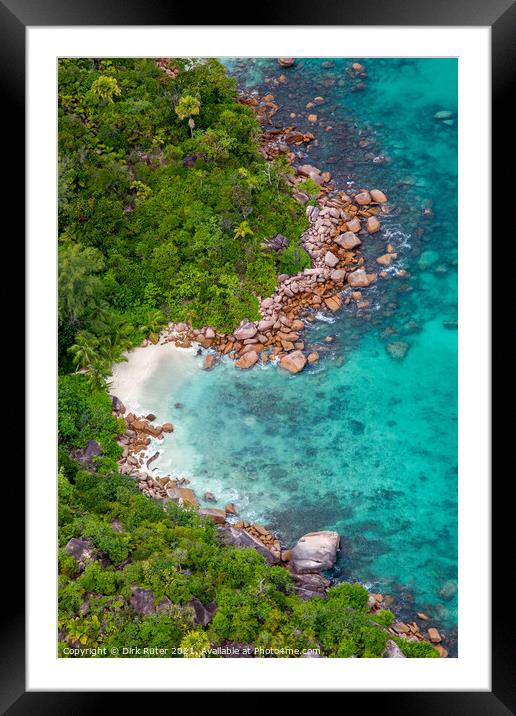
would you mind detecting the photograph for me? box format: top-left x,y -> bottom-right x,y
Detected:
57,55 -> 458,660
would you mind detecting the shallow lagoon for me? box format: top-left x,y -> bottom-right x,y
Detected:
132,59 -> 458,643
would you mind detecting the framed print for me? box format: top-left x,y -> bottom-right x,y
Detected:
4,0 -> 511,709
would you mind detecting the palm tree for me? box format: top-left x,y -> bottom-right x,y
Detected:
102,315 -> 134,361
68,332 -> 100,372
175,95 -> 201,137
139,309 -> 166,344
85,360 -> 111,391
233,220 -> 254,240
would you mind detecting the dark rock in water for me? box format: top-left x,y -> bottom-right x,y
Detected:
145,413 -> 156,421
187,597 -> 217,627
174,403 -> 184,409
349,419 -> 365,435
70,440 -> 103,469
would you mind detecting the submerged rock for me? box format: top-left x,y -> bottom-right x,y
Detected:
434,110 -> 453,120
386,341 -> 410,360
418,250 -> 439,269
290,530 -> 340,574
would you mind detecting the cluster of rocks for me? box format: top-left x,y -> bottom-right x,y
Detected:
116,408 -> 173,476
157,185 -> 393,374
233,520 -> 283,561
380,607 -> 448,658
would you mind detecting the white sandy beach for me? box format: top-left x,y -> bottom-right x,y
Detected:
110,341 -> 199,418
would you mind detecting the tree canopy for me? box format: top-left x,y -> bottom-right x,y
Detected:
58,57 -> 309,380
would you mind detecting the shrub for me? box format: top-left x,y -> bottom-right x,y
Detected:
326,582 -> 370,612
278,242 -> 311,275
180,631 -> 211,658
397,639 -> 439,658
373,609 -> 395,628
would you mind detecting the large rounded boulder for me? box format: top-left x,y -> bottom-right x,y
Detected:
290,530 -> 340,574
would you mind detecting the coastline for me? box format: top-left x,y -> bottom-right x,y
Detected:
105,68 -> 452,658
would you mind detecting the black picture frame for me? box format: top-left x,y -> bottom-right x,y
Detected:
7,0 -> 510,710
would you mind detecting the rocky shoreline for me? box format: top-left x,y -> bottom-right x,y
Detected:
109,397 -> 448,658
149,183 -> 397,375
138,79 -> 408,375
107,65 -> 449,657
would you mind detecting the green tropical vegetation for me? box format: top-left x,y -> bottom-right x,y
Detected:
58,57 -> 309,381
57,58 -> 439,659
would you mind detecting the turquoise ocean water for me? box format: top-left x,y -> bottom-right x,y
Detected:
141,59 -> 458,647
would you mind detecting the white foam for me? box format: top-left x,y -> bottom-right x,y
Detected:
314,312 -> 336,324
